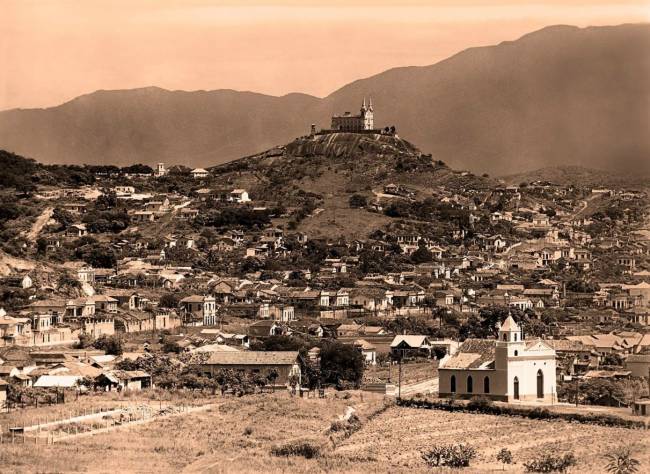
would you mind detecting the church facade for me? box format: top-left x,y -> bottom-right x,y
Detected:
330,98 -> 374,132
438,316 -> 557,403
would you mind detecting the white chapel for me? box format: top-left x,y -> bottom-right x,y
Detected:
438,316 -> 557,403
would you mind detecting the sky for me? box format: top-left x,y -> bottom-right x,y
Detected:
1,1 -> 649,110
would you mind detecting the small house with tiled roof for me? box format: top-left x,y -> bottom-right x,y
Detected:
439,316 -> 556,403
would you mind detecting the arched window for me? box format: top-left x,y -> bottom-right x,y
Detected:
483,376 -> 490,394
514,333 -> 518,341
450,375 -> 456,393
513,377 -> 520,400
467,376 -> 473,393
537,370 -> 544,398
514,350 -> 518,356
503,334 -> 508,341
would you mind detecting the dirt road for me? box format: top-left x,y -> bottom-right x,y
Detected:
24,206 -> 54,241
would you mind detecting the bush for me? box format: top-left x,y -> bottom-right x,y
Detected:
422,444 -> 476,468
605,447 -> 641,474
524,452 -> 577,472
349,194 -> 367,208
271,440 -> 321,459
467,395 -> 494,411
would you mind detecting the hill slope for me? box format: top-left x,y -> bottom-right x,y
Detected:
0,24 -> 648,174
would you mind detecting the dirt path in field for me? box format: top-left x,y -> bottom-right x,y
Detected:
399,377 -> 438,397
24,206 -> 54,241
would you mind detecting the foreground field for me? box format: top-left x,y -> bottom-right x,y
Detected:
1,392 -> 647,473
335,405 -> 650,473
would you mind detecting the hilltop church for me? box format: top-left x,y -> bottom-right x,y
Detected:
438,316 -> 557,403
330,97 -> 375,132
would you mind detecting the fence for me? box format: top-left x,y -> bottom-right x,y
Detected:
0,402 -> 193,445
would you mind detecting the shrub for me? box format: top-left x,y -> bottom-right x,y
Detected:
349,194 -> 367,208
605,448 -> 641,474
467,395 -> 494,411
271,440 -> 321,459
528,407 -> 552,419
524,452 -> 577,472
422,444 -> 476,468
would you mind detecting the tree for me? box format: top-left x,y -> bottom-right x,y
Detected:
410,242 -> 433,264
93,335 -> 123,355
76,332 -> 94,349
159,293 -> 179,309
497,448 -> 513,470
319,341 -> 364,388
605,448 -> 640,474
348,194 -> 367,208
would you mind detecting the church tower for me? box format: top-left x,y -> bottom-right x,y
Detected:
360,97 -> 374,130
495,315 -> 524,370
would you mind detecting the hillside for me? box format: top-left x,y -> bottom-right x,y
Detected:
0,23 -> 648,174
208,132 -> 494,239
502,165 -> 650,188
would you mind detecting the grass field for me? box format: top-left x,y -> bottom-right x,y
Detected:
1,391 -> 647,473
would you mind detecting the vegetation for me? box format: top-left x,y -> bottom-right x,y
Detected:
497,448 -> 514,470
524,452 -> 577,473
421,444 -> 476,468
271,440 -> 322,459
93,335 -> 124,355
605,448 -> 641,474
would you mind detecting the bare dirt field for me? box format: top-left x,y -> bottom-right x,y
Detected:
1,392 -> 647,473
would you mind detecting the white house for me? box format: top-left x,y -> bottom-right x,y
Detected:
438,316 -> 556,403
191,168 -> 209,179
230,189 -> 251,203
180,295 -> 217,326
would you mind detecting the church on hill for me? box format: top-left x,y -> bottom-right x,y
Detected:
330,97 -> 375,132
438,316 -> 557,403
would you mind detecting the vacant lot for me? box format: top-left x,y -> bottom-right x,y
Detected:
1,392 -> 647,473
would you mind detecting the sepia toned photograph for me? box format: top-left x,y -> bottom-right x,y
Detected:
0,1 -> 649,472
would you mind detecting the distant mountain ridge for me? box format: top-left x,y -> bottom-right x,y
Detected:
0,23 -> 648,175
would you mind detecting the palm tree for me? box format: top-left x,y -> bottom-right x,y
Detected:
605,448 -> 641,474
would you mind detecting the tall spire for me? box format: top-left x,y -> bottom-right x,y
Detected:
361,97 -> 367,112
368,96 -> 373,111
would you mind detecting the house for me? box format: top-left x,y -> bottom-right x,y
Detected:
191,168 -> 209,179
258,303 -> 295,322
3,274 -> 33,289
0,379 -> 7,407
438,316 -> 557,403
248,320 -> 286,338
77,266 -> 95,284
624,354 -> 650,378
230,189 -> 251,203
390,335 -> 432,359
179,295 -> 217,326
94,370 -> 152,391
198,351 -> 302,386
93,295 -> 118,313
65,224 -> 88,238
354,339 -> 377,365
132,211 -> 155,223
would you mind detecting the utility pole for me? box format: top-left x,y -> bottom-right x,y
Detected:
398,351 -> 403,400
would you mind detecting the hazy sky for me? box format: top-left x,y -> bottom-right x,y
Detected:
1,1 -> 648,110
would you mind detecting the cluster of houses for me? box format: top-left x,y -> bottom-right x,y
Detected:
1,162 -> 649,409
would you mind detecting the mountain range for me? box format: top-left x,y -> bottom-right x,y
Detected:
0,23 -> 648,175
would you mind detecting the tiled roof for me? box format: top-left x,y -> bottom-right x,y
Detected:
203,351 -> 299,366
442,339 -> 495,369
